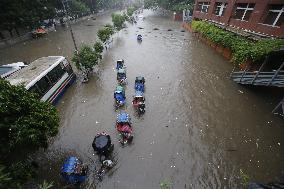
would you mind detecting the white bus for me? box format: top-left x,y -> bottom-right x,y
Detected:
6,56 -> 76,104
0,62 -> 27,78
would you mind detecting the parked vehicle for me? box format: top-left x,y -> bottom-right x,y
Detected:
0,62 -> 27,79
116,59 -> 125,70
114,86 -> 126,107
5,56 -> 76,105
31,27 -> 47,38
135,76 -> 145,92
117,68 -> 127,85
116,112 -> 133,144
61,156 -> 88,184
132,91 -> 145,114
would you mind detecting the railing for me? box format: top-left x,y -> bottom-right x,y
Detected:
231,71 -> 284,87
272,98 -> 284,116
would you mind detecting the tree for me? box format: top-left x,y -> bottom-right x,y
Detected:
0,79 -> 59,158
144,0 -> 194,12
97,25 -> 114,44
69,0 -> 90,16
72,44 -> 100,71
111,13 -> 126,31
0,0 -> 57,36
127,7 -> 136,17
0,79 -> 59,188
94,41 -> 104,59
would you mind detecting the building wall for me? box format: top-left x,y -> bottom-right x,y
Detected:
192,0 -> 284,38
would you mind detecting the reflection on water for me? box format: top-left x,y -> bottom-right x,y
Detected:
1,10 -> 283,189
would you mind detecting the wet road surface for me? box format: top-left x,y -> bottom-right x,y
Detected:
1,10 -> 284,189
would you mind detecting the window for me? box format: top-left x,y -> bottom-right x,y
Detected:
234,3 -> 255,21
28,85 -> 42,98
47,64 -> 65,84
197,2 -> 210,13
215,2 -> 227,16
36,76 -> 52,95
263,5 -> 284,27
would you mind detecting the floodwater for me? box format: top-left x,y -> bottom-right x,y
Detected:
1,10 -> 284,189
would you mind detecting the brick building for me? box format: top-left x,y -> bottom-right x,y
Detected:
192,0 -> 284,38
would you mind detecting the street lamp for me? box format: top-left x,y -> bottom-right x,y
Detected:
61,0 -> 78,51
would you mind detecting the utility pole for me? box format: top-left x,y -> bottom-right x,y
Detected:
62,0 -> 78,51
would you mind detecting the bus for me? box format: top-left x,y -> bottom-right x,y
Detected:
6,56 -> 76,104
0,62 -> 27,79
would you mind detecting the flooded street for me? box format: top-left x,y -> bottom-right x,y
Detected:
1,10 -> 284,189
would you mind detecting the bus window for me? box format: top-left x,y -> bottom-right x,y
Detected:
28,85 -> 42,98
65,64 -> 74,75
47,64 -> 65,84
37,76 -> 51,95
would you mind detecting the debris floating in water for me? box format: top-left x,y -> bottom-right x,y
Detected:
238,90 -> 244,94
96,121 -> 100,124
256,142 -> 259,148
278,142 -> 281,146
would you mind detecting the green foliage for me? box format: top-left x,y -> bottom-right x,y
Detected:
38,180 -> 53,189
69,0 -> 90,15
240,169 -> 250,188
97,25 -> 114,43
72,44 -> 101,71
111,13 -> 126,31
0,165 -> 11,187
191,20 -> 284,64
94,42 -> 104,55
160,180 -> 172,189
96,0 -> 125,10
0,78 -> 59,188
0,79 -> 59,157
0,160 -> 38,188
0,0 -> 56,30
127,7 -> 136,17
144,0 -> 194,12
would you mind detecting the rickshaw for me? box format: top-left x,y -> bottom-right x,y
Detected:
137,34 -> 142,41
117,68 -> 127,85
116,112 -> 133,144
61,156 -> 88,184
114,86 -> 126,107
92,132 -> 114,159
135,76 -> 145,92
116,59 -> 125,70
31,27 -> 47,38
132,91 -> 145,114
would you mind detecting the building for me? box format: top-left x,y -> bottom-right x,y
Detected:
192,0 -> 284,38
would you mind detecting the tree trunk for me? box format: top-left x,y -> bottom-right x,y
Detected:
15,27 -> 20,36
0,31 -> 5,40
8,29 -> 13,38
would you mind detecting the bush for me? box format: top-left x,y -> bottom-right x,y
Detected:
191,20 -> 284,64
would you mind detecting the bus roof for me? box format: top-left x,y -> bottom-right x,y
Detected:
6,56 -> 65,89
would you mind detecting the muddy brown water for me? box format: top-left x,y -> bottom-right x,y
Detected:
1,10 -> 283,189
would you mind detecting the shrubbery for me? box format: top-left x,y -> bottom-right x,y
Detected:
191,21 -> 284,64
